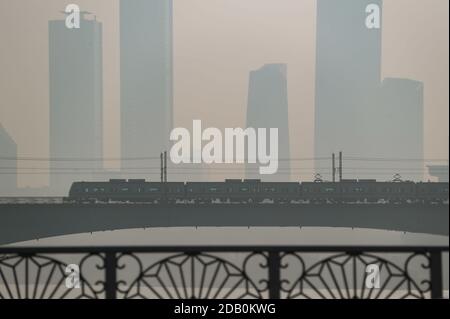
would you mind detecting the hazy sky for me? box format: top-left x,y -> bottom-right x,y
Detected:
0,0 -> 448,187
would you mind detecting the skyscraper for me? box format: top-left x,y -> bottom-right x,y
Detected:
246,64 -> 290,181
314,0 -> 382,180
314,0 -> 425,181
0,123 -> 17,194
49,13 -> 103,194
120,0 -> 173,174
374,78 -> 424,181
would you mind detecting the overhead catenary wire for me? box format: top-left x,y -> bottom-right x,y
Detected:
0,155 -> 447,162
0,156 -> 332,162
0,166 -> 436,170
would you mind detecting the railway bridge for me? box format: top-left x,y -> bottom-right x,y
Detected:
0,199 -> 448,245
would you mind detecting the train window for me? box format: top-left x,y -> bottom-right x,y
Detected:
240,187 -> 249,192
325,187 -> 335,192
149,187 -> 160,192
84,188 -> 89,193
121,188 -> 129,192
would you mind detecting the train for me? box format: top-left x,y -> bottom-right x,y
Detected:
65,179 -> 449,204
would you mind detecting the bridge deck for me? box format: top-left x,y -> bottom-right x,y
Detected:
0,203 -> 448,245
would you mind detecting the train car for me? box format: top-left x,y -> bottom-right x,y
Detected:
185,182 -> 227,203
185,179 -> 261,203
415,182 -> 449,204
138,181 -> 185,203
336,180 -> 416,203
257,181 -> 301,203
67,181 -> 115,203
343,179 -> 378,203
67,180 -> 185,203
300,181 -> 339,203
184,179 -> 300,204
372,181 -> 416,203
300,179 -> 417,203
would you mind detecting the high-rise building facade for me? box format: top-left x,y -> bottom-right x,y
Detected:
49,14 -> 103,194
120,0 -> 173,175
0,123 -> 17,194
375,79 -> 424,181
314,0 -> 424,181
314,0 -> 382,180
246,64 -> 290,181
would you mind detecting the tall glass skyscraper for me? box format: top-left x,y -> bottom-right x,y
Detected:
49,14 -> 103,194
246,64 -> 290,181
120,0 -> 173,176
315,0 -> 382,177
314,0 -> 424,181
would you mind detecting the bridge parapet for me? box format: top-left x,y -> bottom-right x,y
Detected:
0,246 -> 447,299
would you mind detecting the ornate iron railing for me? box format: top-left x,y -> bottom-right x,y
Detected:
0,246 -> 447,299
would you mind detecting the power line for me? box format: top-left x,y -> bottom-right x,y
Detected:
0,156 -> 332,162
1,155 -> 446,162
1,157 -> 447,164
0,171 -> 430,176
0,165 -> 434,171
0,156 -> 160,162
344,157 -> 448,162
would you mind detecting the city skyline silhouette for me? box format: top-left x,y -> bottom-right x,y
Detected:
0,0 -> 448,194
